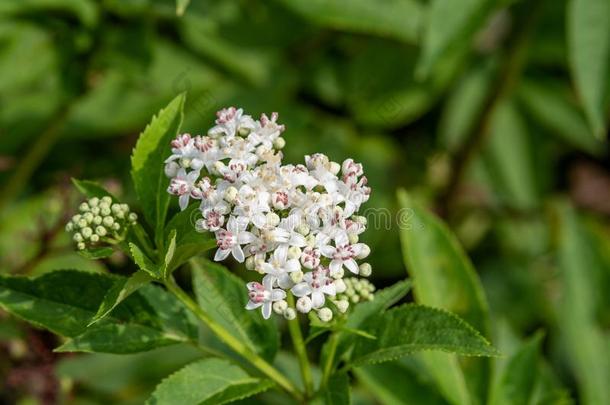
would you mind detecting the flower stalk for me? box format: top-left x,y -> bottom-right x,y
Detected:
163,276 -> 303,401
286,293 -> 315,398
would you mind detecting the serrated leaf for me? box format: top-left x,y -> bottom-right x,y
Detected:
192,258 -> 279,362
556,202 -> 610,405
350,304 -> 498,367
164,205 -> 216,274
567,0 -> 610,138
312,372 -> 350,405
131,94 -> 185,247
397,189 -> 492,405
77,246 -> 114,260
147,358 -> 274,405
417,0 -> 496,77
88,270 -> 154,326
275,0 -> 423,44
489,332 -> 543,405
71,178 -> 117,200
324,280 -> 411,369
0,270 -> 195,354
130,243 -> 161,278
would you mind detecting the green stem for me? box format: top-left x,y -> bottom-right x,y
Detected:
164,277 -> 303,401
320,331 -> 340,388
286,294 -> 315,398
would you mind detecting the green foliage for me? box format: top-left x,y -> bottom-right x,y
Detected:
71,178 -> 117,200
275,0 -> 423,44
164,204 -> 216,272
313,372 -> 351,405
191,258 -> 279,362
350,304 -> 498,366
567,0 -> 610,137
131,94 -> 185,247
147,358 -> 274,405
0,270 -> 195,353
556,202 -> 610,405
488,332 -> 543,405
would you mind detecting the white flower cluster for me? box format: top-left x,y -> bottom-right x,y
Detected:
66,196 -> 137,250
165,107 -> 372,321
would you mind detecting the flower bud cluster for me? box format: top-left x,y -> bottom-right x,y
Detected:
335,277 -> 376,305
65,196 -> 137,250
165,107 -> 372,321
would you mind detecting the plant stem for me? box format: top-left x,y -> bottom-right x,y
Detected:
286,294 -> 315,398
320,331 -> 339,388
163,276 -> 303,401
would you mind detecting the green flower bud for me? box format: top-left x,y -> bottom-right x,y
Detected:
81,227 -> 93,238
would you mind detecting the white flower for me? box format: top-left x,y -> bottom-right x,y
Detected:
214,216 -> 255,263
246,278 -> 286,319
167,168 -> 200,210
260,249 -> 301,289
291,267 -> 336,310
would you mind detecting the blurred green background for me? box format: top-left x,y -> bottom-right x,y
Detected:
0,0 -> 608,404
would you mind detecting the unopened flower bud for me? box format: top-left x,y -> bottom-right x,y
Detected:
266,212 -> 280,227
224,186 -> 238,203
287,246 -> 302,260
89,197 -> 99,207
273,137 -> 285,149
165,162 -> 180,177
290,271 -> 304,284
79,203 -> 89,212
245,256 -> 256,271
213,161 -> 225,174
238,126 -> 251,136
359,263 -> 372,277
273,300 -> 288,314
334,279 -> 346,294
93,216 -> 102,225
348,233 -> 359,245
112,223 -> 121,231
329,161 -> 341,175
180,157 -> 191,168
73,233 -> 83,243
283,308 -> 296,320
318,307 -> 333,322
96,226 -> 107,237
335,299 -> 349,313
81,227 -> 93,239
128,213 -> 138,223
101,196 -> 112,205
65,222 -> 73,232
103,216 -> 114,227
77,242 -> 86,250
296,296 -> 312,313
354,215 -> 367,226
83,213 -> 94,223
296,223 -> 310,236
90,234 -> 100,243
356,244 -> 370,259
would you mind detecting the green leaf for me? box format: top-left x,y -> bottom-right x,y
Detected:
483,101 -> 538,209
164,204 -> 216,273
0,271 -> 194,354
417,0 -> 496,77
130,243 -> 161,278
397,189 -> 492,405
556,202 -> 610,405
350,304 -> 498,367
192,258 -> 279,362
312,372 -> 351,405
324,280 -> 411,369
131,94 -> 185,247
517,79 -> 603,155
355,361 -> 451,405
0,0 -> 99,28
71,178 -> 117,200
77,246 -> 115,260
567,0 -> 610,138
397,190 -> 490,340
488,332 -> 543,405
88,270 -> 154,326
147,358 -> 274,405
275,0 -> 423,44
176,0 -> 190,16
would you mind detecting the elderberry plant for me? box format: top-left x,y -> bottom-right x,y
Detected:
0,95 -> 498,404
